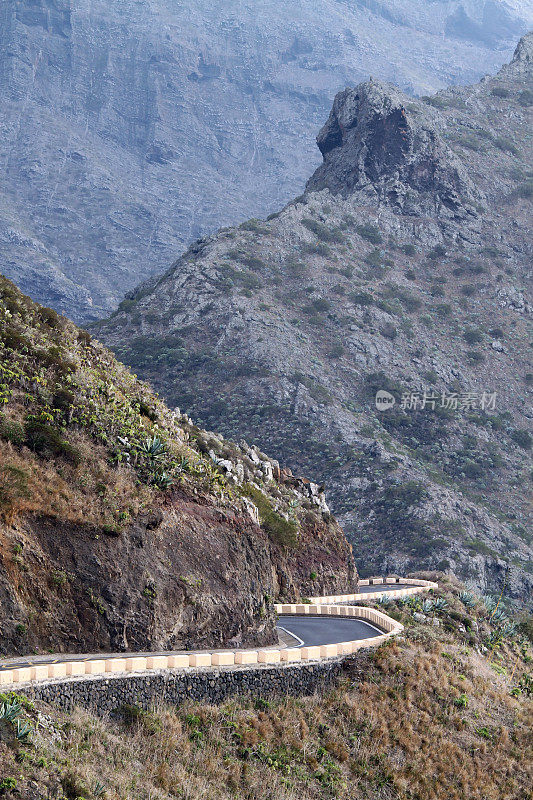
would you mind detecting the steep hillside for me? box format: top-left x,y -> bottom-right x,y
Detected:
1,0 -> 532,321
97,35 -> 533,603
0,274 -> 356,657
1,576 -> 531,800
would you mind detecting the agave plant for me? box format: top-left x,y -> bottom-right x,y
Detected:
176,455 -> 191,474
482,596 -> 497,613
486,629 -> 503,648
0,701 -> 22,723
140,436 -> 167,461
422,599 -> 435,614
491,607 -> 509,626
151,469 -> 174,490
459,591 -> 476,608
433,597 -> 448,612
377,595 -> 392,606
499,621 -> 517,639
93,780 -> 107,798
15,718 -> 32,742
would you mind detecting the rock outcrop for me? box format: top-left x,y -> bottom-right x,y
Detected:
307,81 -> 483,217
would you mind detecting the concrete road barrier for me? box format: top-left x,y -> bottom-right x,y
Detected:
0,576 -> 434,688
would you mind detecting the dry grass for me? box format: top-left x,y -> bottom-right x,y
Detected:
0,438 -> 154,529
1,635 -> 531,800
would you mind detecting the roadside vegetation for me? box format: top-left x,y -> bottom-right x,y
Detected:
0,576 -> 530,800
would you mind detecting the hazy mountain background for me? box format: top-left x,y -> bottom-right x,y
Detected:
1,0 -> 531,321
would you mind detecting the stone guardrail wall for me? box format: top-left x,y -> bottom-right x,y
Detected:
0,577 -> 436,690
309,577 -> 439,604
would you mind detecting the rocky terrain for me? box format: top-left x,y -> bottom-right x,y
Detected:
1,0 -> 532,322
97,35 -> 533,604
0,274 -> 356,656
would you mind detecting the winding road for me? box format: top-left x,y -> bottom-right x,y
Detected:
0,579 -> 437,684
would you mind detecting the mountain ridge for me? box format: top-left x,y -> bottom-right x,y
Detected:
97,33 -> 533,603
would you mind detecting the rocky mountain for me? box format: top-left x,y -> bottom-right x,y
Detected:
1,0 -> 532,322
0,274 -> 355,656
97,34 -> 533,604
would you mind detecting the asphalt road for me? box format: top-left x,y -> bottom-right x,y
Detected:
0,615 -> 386,671
357,583 -> 417,593
277,616 -> 384,647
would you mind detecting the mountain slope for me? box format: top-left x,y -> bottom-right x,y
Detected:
1,0 -> 532,322
1,576 -> 532,800
97,34 -> 533,604
0,274 -> 355,656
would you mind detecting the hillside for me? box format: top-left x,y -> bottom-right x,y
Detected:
0,274 -> 356,657
97,35 -> 533,604
1,575 -> 531,800
1,0 -> 532,322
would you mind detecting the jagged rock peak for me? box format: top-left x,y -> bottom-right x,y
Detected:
306,79 -> 481,218
511,30 -> 533,65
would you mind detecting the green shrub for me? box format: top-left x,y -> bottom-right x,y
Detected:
38,306 -> 63,329
349,291 -> 373,306
453,134 -> 483,152
327,343 -> 344,359
385,285 -> 421,312
364,248 -> 384,267
511,429 -> 532,450
402,244 -> 417,256
466,350 -> 485,365
302,242 -> 331,257
0,465 -> 30,517
301,218 -> 344,243
518,89 -> 533,107
241,255 -> 265,271
0,415 -> 25,445
239,219 -> 269,233
493,137 -> 519,156
427,245 -> 446,261
285,258 -> 306,277
433,303 -> 452,318
240,485 -> 298,548
380,323 -> 397,340
463,328 -> 484,345
0,326 -> 31,351
356,224 -> 382,244
518,180 -> 533,199
25,420 -> 81,465
491,87 -> 510,98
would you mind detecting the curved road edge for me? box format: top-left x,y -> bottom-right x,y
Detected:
0,577 -> 437,688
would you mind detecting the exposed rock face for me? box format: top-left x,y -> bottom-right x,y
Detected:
307,81 -> 482,217
0,0 -> 531,322
0,274 -> 356,657
0,490 -> 354,656
98,35 -> 533,604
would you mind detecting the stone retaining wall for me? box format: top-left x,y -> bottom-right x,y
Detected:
24,660 -> 346,713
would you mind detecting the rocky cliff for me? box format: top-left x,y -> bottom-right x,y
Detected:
0,275 -> 356,656
0,0 -> 531,322
97,34 -> 533,604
